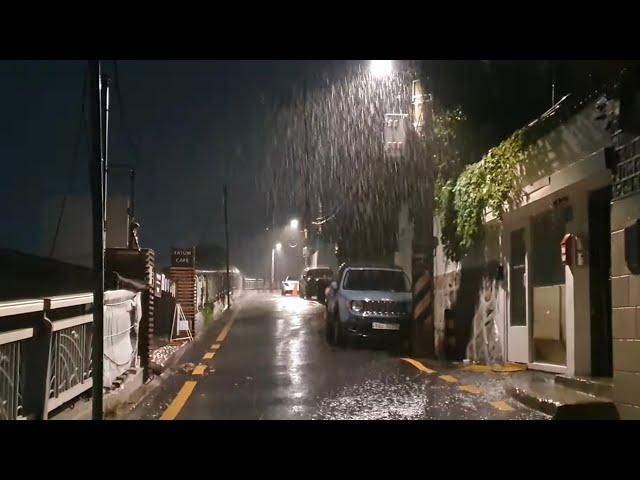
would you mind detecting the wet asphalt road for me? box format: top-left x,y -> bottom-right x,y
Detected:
127,292 -> 548,420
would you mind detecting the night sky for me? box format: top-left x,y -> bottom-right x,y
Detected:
0,60 -> 353,275
0,60 -> 632,278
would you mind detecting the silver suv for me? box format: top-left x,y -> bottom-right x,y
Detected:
325,265 -> 412,349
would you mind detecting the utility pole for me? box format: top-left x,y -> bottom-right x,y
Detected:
89,60 -> 105,420
409,76 -> 435,358
223,185 -> 231,308
129,167 -> 136,246
101,74 -> 111,230
271,247 -> 275,289
109,164 -> 136,248
551,61 -> 557,106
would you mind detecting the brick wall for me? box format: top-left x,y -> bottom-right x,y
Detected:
611,193 -> 640,419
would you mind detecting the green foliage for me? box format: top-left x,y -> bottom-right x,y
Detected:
202,303 -> 214,324
436,178 -> 462,262
436,127 -> 530,261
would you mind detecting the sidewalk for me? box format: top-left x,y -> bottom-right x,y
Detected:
410,359 -> 618,419
51,293 -> 240,420
149,297 -> 228,374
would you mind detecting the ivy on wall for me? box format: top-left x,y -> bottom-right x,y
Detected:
436,96 -> 584,262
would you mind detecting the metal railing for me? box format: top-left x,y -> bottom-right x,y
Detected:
0,299 -> 42,420
243,278 -> 266,290
613,136 -> 640,200
0,339 -> 23,420
0,290 -> 139,420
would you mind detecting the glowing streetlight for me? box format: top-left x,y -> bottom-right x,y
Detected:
289,219 -> 299,230
370,60 -> 393,78
275,242 -> 282,251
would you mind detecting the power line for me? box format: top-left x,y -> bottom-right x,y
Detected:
49,65 -> 89,258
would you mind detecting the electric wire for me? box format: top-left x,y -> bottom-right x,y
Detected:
49,65 -> 89,258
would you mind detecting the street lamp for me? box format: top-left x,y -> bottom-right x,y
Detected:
370,60 -> 393,78
290,219 -> 299,230
271,242 -> 282,289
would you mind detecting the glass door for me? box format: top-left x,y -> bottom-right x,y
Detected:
507,227 -> 529,363
530,210 -> 567,366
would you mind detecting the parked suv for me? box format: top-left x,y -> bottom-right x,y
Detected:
300,267 -> 333,303
325,264 -> 411,349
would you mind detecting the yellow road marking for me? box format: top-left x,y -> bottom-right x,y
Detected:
459,385 -> 483,394
401,358 -> 435,373
211,343 -> 221,350
159,381 -> 197,420
192,364 -> 207,375
490,400 -> 514,411
216,317 -> 236,343
203,352 -> 215,360
439,375 -> 459,383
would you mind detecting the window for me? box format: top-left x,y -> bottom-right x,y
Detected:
308,269 -> 332,279
343,269 -> 410,292
531,210 -> 566,287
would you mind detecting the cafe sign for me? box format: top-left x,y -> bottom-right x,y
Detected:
171,246 -> 195,267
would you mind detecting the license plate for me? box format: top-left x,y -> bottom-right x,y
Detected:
372,322 -> 400,331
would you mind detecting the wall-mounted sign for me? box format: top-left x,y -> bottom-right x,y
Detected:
384,113 -> 409,158
171,247 -> 195,267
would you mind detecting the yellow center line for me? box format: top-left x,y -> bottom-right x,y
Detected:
159,381 -> 197,420
203,352 -> 215,360
216,317 -> 236,343
439,375 -> 459,383
211,343 -> 221,350
459,385 -> 483,394
192,364 -> 208,375
490,400 -> 514,411
400,358 -> 436,373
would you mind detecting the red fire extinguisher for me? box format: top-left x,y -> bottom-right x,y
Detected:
561,233 -> 585,267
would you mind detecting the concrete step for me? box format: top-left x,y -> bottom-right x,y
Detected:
554,375 -> 613,400
508,380 -> 619,419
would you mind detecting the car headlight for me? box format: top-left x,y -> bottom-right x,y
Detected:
350,300 -> 364,313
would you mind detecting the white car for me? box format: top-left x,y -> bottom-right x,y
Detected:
325,265 -> 412,349
281,276 -> 299,296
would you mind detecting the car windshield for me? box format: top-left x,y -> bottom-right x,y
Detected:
343,269 -> 409,292
308,269 -> 332,279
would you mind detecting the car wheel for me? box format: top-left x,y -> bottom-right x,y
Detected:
333,310 -> 345,347
325,310 -> 335,345
393,333 -> 410,355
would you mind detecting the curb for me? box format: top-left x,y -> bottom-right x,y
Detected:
508,384 -> 619,420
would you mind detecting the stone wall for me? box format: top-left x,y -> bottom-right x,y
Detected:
433,216 -> 505,364
610,192 -> 640,419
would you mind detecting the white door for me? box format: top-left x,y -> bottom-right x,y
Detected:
507,226 -> 530,363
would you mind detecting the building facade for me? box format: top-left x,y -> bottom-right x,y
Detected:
431,81 -> 640,418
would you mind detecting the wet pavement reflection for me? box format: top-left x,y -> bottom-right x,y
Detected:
127,292 -> 548,420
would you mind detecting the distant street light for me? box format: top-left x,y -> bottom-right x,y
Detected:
370,60 -> 393,78
290,219 -> 299,230
275,242 -> 282,251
